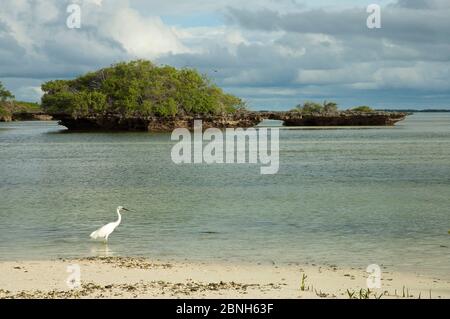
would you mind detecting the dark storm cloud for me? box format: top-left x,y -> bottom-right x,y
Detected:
393,0 -> 450,9
226,4 -> 450,44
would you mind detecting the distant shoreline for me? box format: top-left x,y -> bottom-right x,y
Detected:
376,109 -> 450,113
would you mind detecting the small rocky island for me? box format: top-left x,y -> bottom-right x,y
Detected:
39,60 -> 407,131
52,110 -> 407,132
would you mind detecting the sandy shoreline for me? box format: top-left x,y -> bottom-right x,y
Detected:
0,257 -> 448,299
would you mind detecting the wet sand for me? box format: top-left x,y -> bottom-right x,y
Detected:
0,257 -> 448,299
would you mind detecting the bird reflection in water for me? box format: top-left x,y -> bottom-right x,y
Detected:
90,244 -> 114,257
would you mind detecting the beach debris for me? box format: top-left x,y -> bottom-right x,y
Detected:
70,257 -> 172,269
0,279 -> 283,299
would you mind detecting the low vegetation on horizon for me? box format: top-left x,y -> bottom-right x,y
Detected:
293,101 -> 338,114
292,101 -> 375,114
41,60 -> 246,118
352,105 -> 375,112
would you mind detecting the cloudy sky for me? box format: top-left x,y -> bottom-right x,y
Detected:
0,0 -> 449,110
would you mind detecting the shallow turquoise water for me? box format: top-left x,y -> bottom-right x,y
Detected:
0,114 -> 449,278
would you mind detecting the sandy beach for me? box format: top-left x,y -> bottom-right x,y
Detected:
0,257 -> 448,299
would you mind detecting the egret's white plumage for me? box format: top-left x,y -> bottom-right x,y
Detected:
90,206 -> 130,242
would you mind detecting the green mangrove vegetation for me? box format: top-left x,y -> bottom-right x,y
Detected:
0,81 -> 14,102
0,81 -> 14,118
41,60 -> 246,118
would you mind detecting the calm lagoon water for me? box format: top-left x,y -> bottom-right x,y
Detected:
0,113 -> 449,278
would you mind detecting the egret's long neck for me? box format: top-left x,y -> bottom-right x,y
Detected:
115,208 -> 122,225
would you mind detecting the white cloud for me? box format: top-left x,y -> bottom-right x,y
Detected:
93,3 -> 188,58
16,86 -> 44,101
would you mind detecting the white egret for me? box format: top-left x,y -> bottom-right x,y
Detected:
90,206 -> 131,242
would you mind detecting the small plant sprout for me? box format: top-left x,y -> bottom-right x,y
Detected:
347,289 -> 356,298
300,273 -> 308,291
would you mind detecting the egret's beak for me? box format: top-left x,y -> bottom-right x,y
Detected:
123,208 -> 133,212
